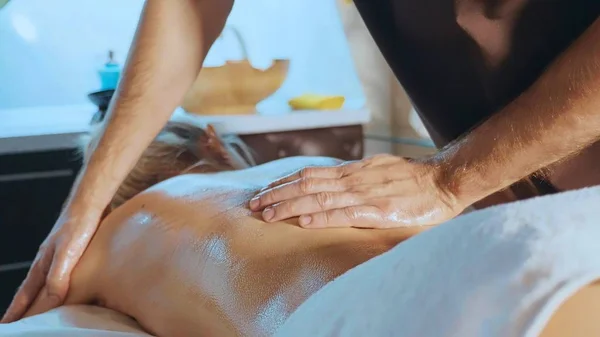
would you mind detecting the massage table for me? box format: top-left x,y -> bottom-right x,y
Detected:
2,186 -> 600,336
0,305 -> 148,336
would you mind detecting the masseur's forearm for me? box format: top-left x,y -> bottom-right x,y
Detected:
67,0 -> 233,215
437,18 -> 600,204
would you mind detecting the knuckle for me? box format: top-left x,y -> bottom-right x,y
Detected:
270,177 -> 285,187
45,279 -> 68,299
363,157 -> 378,167
37,243 -> 50,256
334,165 -> 347,177
66,247 -> 79,259
315,192 -> 334,209
260,191 -> 275,205
372,154 -> 396,164
344,207 -> 360,220
298,178 -> 315,193
29,257 -> 50,277
299,167 -> 314,178
343,174 -> 363,186
59,246 -> 84,266
58,246 -> 79,260
380,200 -> 397,214
278,201 -> 295,216
322,211 -> 332,225
29,263 -> 46,279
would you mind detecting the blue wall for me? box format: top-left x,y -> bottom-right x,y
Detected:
0,0 -> 365,112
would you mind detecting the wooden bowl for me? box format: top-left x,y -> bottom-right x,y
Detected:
182,59 -> 290,115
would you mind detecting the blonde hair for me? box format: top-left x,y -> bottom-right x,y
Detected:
80,122 -> 255,212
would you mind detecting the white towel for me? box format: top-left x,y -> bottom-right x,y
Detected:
0,305 -> 149,337
275,186 -> 600,337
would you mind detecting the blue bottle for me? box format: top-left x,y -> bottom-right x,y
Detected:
98,50 -> 121,90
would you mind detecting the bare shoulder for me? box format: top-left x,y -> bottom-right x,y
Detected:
540,281 -> 600,337
109,156 -> 343,222
147,156 -> 343,194
210,156 -> 344,186
253,156 -> 344,171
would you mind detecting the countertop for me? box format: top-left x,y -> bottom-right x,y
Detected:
0,104 -> 370,155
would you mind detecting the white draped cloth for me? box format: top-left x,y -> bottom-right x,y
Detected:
3,186 -> 600,337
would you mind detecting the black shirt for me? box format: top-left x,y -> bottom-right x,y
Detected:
355,0 -> 600,146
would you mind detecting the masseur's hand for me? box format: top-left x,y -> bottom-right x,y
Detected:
250,154 -> 469,228
1,208 -> 101,323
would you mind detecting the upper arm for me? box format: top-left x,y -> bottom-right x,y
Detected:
194,0 -> 235,49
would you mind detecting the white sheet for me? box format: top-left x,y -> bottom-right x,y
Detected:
275,186 -> 600,337
0,305 -> 150,337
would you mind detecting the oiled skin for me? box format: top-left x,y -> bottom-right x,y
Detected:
44,157 -> 427,337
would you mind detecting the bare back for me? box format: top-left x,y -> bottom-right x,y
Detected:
57,157 -> 425,336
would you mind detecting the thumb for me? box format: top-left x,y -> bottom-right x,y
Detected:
33,245 -> 86,315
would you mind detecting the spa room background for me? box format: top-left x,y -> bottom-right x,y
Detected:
0,0 -> 434,312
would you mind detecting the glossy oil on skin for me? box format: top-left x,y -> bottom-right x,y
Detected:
47,157 -> 429,337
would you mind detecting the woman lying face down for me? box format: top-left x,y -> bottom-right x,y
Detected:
11,122 -> 600,337
20,122 -> 427,336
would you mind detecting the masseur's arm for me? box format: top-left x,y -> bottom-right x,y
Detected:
439,18 -> 600,204
1,0 -> 233,323
250,18 -> 600,229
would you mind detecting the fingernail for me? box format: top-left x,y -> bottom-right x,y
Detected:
263,207 -> 274,221
249,197 -> 260,210
299,215 -> 312,227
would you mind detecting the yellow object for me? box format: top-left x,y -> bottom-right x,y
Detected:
288,94 -> 346,111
